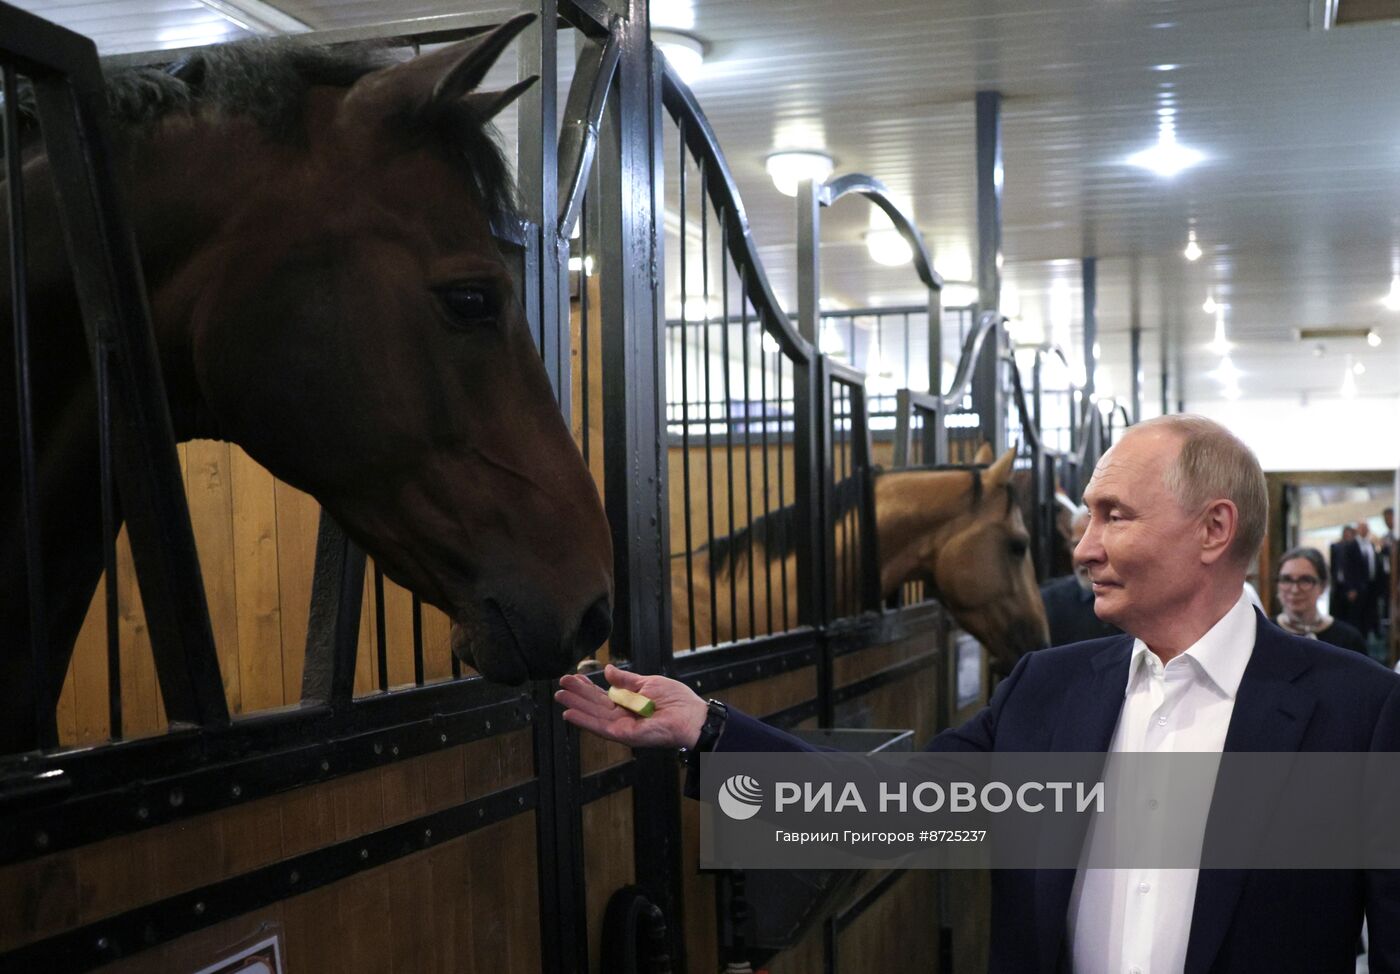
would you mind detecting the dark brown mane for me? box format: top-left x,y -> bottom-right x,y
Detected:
5,40 -> 520,225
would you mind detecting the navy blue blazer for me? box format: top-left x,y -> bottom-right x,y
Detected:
716,612 -> 1400,974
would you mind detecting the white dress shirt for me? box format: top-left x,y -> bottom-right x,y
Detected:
1067,590 -> 1257,974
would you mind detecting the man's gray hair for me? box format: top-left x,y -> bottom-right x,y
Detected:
1132,414 -> 1268,568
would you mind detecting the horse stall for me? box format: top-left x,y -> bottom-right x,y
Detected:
1,3 -> 1082,972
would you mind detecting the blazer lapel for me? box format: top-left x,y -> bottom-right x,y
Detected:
1184,615 -> 1317,974
1036,637 -> 1134,970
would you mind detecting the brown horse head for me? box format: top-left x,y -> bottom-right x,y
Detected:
876,450 -> 1049,672
122,17 -> 612,682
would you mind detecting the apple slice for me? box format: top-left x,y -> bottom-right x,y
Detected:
608,685 -> 655,718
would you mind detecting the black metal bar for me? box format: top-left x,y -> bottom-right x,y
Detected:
411,595 -> 424,687
852,385 -> 881,612
2,779 -> 540,974
1128,255 -> 1142,423
1082,256 -> 1098,404
374,565 -> 389,691
577,759 -> 635,804
301,513 -> 366,708
28,42 -> 229,733
2,60 -> 54,748
741,282 -> 757,637
832,869 -> 908,934
831,651 -> 940,709
893,389 -> 913,467
0,683 -> 532,866
720,218 -> 739,644
580,191 -> 592,467
903,310 -> 911,389
778,353 -> 791,629
700,160 -> 719,643
678,119 -> 696,651
602,33 -> 684,967
95,342 -> 121,741
672,631 -> 820,694
556,21 -> 621,240
975,90 -> 1003,313
760,324 -> 774,635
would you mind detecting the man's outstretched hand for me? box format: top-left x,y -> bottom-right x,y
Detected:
555,664 -> 708,750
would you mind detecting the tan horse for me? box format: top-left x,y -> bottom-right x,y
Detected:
672,449 -> 1049,673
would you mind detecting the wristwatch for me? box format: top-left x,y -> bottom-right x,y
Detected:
681,699 -> 728,765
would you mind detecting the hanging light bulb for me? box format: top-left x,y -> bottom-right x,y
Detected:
1367,329 -> 1382,348
1183,228 -> 1202,262
1202,293 -> 1217,314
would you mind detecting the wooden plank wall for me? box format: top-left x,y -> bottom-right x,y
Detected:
53,442 -> 463,748
0,730 -> 538,973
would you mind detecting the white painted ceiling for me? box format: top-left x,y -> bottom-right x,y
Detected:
14,0 -> 1400,406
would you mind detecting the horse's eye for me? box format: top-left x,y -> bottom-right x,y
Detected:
436,284 -> 497,325
1008,537 -> 1029,559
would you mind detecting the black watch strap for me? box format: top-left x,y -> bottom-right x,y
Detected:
689,699 -> 728,756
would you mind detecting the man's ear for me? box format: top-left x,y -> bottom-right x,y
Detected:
1200,498 -> 1239,566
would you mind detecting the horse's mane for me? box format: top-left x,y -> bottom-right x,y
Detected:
704,463 -> 1021,576
707,474 -> 867,576
10,41 -> 519,224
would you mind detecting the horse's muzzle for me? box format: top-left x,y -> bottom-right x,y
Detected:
451,589 -> 612,683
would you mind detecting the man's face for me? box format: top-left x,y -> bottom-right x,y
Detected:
1074,429 -> 1204,634
1070,515 -> 1092,589
1385,510 -> 1395,532
1357,522 -> 1371,540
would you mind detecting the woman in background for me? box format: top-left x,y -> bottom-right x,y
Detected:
1275,546 -> 1367,654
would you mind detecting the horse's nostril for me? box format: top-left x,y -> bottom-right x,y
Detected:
575,595 -> 612,653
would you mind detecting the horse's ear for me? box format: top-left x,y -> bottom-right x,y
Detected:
462,75 -> 538,120
983,448 -> 1016,490
429,13 -> 537,106
353,12 -> 536,115
972,442 -> 994,465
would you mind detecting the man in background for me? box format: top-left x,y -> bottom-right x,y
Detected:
1347,520 -> 1382,640
1332,524 -> 1360,629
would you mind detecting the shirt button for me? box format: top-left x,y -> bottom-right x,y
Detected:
1148,799 -> 1159,810
1157,715 -> 1168,725
1129,967 -> 1143,974
1138,881 -> 1151,893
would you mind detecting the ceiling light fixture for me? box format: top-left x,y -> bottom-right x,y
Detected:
765,150 -> 834,198
940,282 -> 980,308
1127,104 -> 1204,179
654,30 -> 705,85
1183,228 -> 1203,262
1202,293 -> 1217,314
1212,355 -> 1242,385
1383,275 -> 1400,312
1367,329 -> 1383,347
864,228 -> 913,267
1208,308 -> 1231,355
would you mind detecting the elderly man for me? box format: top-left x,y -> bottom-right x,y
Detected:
557,415 -> 1400,973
